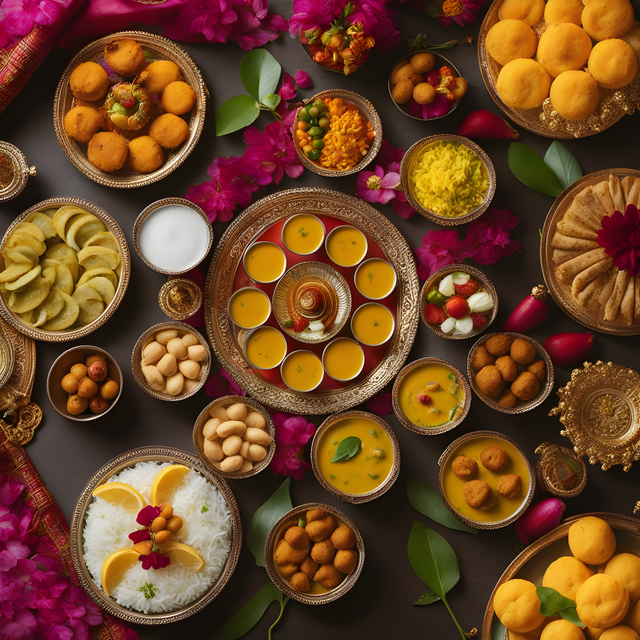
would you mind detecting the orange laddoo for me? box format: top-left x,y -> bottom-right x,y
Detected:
588,39 -> 638,89
498,0 -> 545,25
87,132 -> 128,172
542,556 -> 595,600
149,113 -> 190,149
536,23 -> 592,78
494,579 -> 546,633
540,619 -> 586,640
600,626 -> 640,640
104,38 -> 146,77
544,0 -> 584,25
139,60 -> 182,95
568,516 -> 617,565
64,106 -> 102,144
127,136 -> 164,174
69,61 -> 109,102
604,553 -> 640,603
486,19 -> 538,66
582,0 -> 634,41
576,574 -> 630,629
161,81 -> 196,116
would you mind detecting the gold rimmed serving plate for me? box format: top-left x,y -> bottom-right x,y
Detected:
53,30 -> 206,188
540,168 -> 640,335
272,261 -> 352,344
481,512 -> 640,639
69,446 -> 242,625
549,360 -> 640,471
204,188 -> 420,415
478,0 -> 638,139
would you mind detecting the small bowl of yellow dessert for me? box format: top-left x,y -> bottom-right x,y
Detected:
354,258 -> 397,300
243,241 -> 287,284
227,287 -> 271,330
281,350 -> 324,392
351,302 -> 395,347
438,430 -> 535,530
322,338 -> 365,382
400,134 -> 496,226
281,214 -> 326,256
243,326 -> 287,371
392,357 -> 470,436
325,225 -> 368,268
311,410 -> 400,504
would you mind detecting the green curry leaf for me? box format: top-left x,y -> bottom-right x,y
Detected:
239,49 -> 281,102
414,589 -> 441,605
536,586 -> 585,628
508,142 -> 564,197
331,436 -> 361,462
216,95 -> 259,136
543,141 -> 582,191
222,582 -> 283,640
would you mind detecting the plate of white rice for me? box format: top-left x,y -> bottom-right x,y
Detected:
70,446 -> 242,624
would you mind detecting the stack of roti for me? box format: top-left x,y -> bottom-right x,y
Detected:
551,174 -> 640,326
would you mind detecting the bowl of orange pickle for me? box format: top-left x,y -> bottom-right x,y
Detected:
293,89 -> 382,177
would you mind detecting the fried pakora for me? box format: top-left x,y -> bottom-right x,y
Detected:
139,60 -> 182,95
300,555 -> 320,580
495,355 -> 518,382
274,539 -> 310,565
451,455 -> 478,479
475,365 -> 506,398
87,132 -> 128,172
311,538 -> 336,565
497,474 -> 522,498
471,344 -> 496,372
290,572 -> 310,593
497,388 -> 518,408
127,136 -> 164,174
334,549 -> 358,575
305,514 -> 337,542
69,62 -> 109,102
104,38 -> 146,77
285,526 -> 310,550
161,80 -> 196,115
149,113 -> 190,149
331,525 -> 356,550
511,371 -> 540,401
480,445 -> 508,471
463,479 -> 495,510
485,334 -> 515,357
510,338 -> 538,365
526,360 -> 547,383
64,106 -> 102,144
313,564 -> 343,589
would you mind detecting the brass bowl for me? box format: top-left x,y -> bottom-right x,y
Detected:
420,264 -> 498,340
400,134 -> 496,226
0,141 -> 36,202
47,345 -> 123,421
272,261 -> 352,344
0,323 -> 15,390
310,410 -> 400,504
0,197 -> 130,342
438,430 -> 536,531
292,89 -> 382,177
392,357 -> 471,436
131,322 -> 211,401
193,395 -> 276,479
388,52 -> 465,121
158,277 -> 203,321
264,502 -> 365,605
467,332 -> 554,414
69,446 -> 241,624
53,30 -> 206,188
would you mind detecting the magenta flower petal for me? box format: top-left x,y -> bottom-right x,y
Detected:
269,443 -> 310,481
205,368 -> 246,399
367,392 -> 392,416
128,529 -> 151,544
136,505 -> 161,526
414,229 -> 462,279
597,204 -> 640,276
276,416 -> 315,447
295,70 -> 312,88
2,607 -> 37,640
141,551 -> 170,571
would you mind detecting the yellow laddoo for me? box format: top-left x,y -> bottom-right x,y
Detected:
588,39 -> 638,89
486,19 -> 538,66
568,516 -> 617,565
149,113 -> 190,149
543,556 -> 595,600
127,136 -> 164,174
494,579 -> 547,633
140,60 -> 182,95
496,59 -> 551,109
600,626 -> 640,640
536,23 -> 592,78
69,61 -> 109,102
498,0 -> 545,25
550,71 -> 600,120
64,106 -> 102,144
540,619 -> 586,640
582,0 -> 634,41
576,574 -> 630,630
544,0 -> 584,25
161,81 -> 196,116
605,554 -> 640,604
624,600 -> 640,634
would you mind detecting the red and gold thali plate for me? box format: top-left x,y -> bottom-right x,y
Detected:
204,188 -> 420,415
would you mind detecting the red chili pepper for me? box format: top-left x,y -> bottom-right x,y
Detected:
503,285 -> 549,333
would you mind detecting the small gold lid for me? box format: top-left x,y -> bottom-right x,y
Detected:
0,141 -> 35,203
158,277 -> 203,320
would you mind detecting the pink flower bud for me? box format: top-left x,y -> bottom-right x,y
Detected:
542,332 -> 594,366
515,498 -> 566,545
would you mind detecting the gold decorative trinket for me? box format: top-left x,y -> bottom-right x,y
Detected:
535,442 -> 587,498
158,278 -> 203,320
0,141 -> 36,202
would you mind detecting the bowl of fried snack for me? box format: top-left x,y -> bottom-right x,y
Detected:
0,197 -> 130,342
467,332 -> 554,414
264,503 -> 365,604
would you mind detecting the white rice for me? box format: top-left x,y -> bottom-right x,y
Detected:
83,461 -> 232,613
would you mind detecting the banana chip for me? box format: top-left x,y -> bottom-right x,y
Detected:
52,206 -> 87,242
2,246 -> 38,265
31,290 -> 65,328
5,231 -> 46,256
67,215 -> 106,251
72,286 -> 104,324
41,292 -> 79,331
26,212 -> 58,239
5,265 -> 42,292
44,243 -> 79,282
77,267 -> 117,289
7,277 -> 50,313
83,231 -> 119,254
83,276 -> 115,305
0,262 -> 32,284
77,246 -> 120,270
14,222 -> 46,243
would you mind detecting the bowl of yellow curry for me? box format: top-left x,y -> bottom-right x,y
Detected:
400,134 -> 496,226
310,410 -> 400,504
392,357 -> 470,436
292,89 -> 382,178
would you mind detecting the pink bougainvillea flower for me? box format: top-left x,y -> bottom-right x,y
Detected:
272,412 -> 316,446
140,551 -> 171,571
206,368 -> 246,399
244,121 -> 304,183
278,72 -> 297,101
136,506 -> 161,527
414,229 -> 463,279
295,70 -> 312,88
170,0 -> 237,42
228,0 -> 288,51
597,204 -> 640,277
350,0 -> 401,53
128,529 -> 151,544
391,189 -> 416,219
377,139 -> 404,170
438,0 -> 484,26
2,607 -> 37,640
356,165 -> 401,205
270,444 -> 311,481
406,94 -> 452,120
0,0 -> 66,49
0,475 -> 25,509
270,412 -> 315,480
458,207 -> 521,266
288,0 -> 339,38
367,392 -> 392,415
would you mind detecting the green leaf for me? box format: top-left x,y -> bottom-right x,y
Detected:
414,589 -> 441,605
268,591 -> 289,639
331,436 -> 361,462
423,4 -> 441,17
408,521 -> 460,598
222,582 -> 282,640
247,478 -> 292,567
407,480 -> 477,535
240,49 -> 281,102
544,141 -> 582,191
508,142 -> 564,197
491,618 -> 507,640
261,93 -> 281,111
216,95 -> 260,136
536,586 -> 585,628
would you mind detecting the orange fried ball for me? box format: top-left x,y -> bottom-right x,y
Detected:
495,355 -> 518,382
511,371 -> 540,401
481,445 -> 508,471
313,564 -> 343,589
284,526 -> 310,550
451,455 -> 478,479
497,389 -> 518,408
149,113 -> 190,149
300,555 -> 320,580
87,132 -> 128,172
497,474 -> 522,498
510,338 -> 538,365
310,538 -> 336,565
471,345 -> 496,372
104,38 -> 146,77
413,82 -> 436,105
290,572 -> 310,593
161,81 -> 196,116
526,360 -> 547,383
485,334 -> 515,357
463,480 -> 495,510
306,509 -> 327,522
69,62 -> 110,102
274,539 -> 309,565
305,514 -> 337,542
334,549 -> 358,575
127,136 -> 164,174
475,365 -> 506,398
64,106 -> 101,144
139,60 -> 182,95
330,525 -> 356,550
278,562 -> 299,578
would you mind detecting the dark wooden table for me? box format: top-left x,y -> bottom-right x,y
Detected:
1,2 -> 639,638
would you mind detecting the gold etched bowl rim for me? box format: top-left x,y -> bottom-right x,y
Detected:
46,344 -> 123,421
243,326 -> 288,371
400,134 -> 496,226
353,258 -> 397,300
132,198 -> 213,275
292,89 -> 383,177
391,357 -> 471,436
310,410 -> 401,504
420,264 -> 499,340
467,331 -> 555,414
324,224 -> 368,268
437,429 -> 536,530
69,446 -> 241,624
387,51 -> 465,121
131,321 -> 211,401
227,287 -> 272,330
272,261 -> 352,344
0,197 -> 131,342
243,241 -> 287,284
0,323 -> 15,389
280,349 -> 325,392
321,337 -> 365,382
350,301 -> 395,347
281,214 -> 326,256
192,395 -> 276,479
0,141 -> 31,203
52,30 -> 207,189
264,501 -> 365,605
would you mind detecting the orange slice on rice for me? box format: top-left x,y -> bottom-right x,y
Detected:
101,548 -> 140,597
149,464 -> 190,506
159,541 -> 205,573
92,482 -> 146,513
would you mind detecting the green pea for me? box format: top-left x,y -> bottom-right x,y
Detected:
307,149 -> 322,160
308,106 -> 319,118
308,126 -> 324,138
312,139 -> 324,150
318,117 -> 330,130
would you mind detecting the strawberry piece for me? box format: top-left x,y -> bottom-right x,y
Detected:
470,313 -> 487,328
454,278 -> 480,297
293,317 -> 309,332
445,295 -> 469,319
418,394 -> 431,404
423,303 -> 448,325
